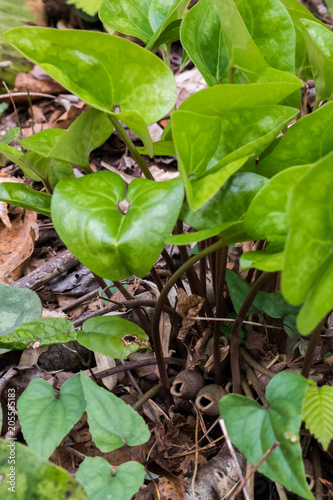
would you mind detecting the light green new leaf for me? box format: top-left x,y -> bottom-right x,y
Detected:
0,440 -> 88,499
80,372 -> 150,452
51,171 -> 184,281
18,376 -> 86,458
282,152 -> 333,334
260,101 -> 333,177
67,0 -> 102,16
240,249 -> 285,273
220,372 -> 313,500
3,27 -> 176,126
0,127 -> 20,145
301,19 -> 333,107
180,0 -> 228,86
99,0 -> 189,49
182,0 -> 295,87
215,0 -> 300,91
0,282 -> 42,336
0,318 -> 76,350
78,316 -> 150,359
172,83 -> 298,209
302,381 -> 333,450
19,109 -> 113,171
77,457 -> 145,500
0,183 -> 51,216
244,165 -> 309,241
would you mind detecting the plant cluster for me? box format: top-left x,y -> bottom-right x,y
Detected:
1,0 -> 333,498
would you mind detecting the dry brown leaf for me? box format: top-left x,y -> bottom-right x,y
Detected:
158,477 -> 186,500
0,176 -> 23,228
0,210 -> 38,283
14,71 -> 66,99
204,346 -> 230,376
177,289 -> 205,341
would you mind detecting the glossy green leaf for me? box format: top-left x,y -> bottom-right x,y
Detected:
0,183 -> 51,216
182,172 -> 268,231
19,129 -> 66,156
137,139 -> 176,157
0,318 -> 76,350
0,127 -> 20,144
240,250 -> 284,273
51,171 -> 184,281
100,0 -> 188,48
19,109 -> 113,171
180,0 -> 228,86
0,440 -> 88,499
182,0 -> 295,87
3,27 -> 177,126
173,84 -> 298,210
77,316 -> 150,359
18,376 -> 85,458
282,152 -> 333,334
77,457 -> 145,500
215,0 -> 301,90
302,381 -> 333,450
260,101 -> 333,177
244,166 -> 309,241
80,372 -> 150,452
149,19 -> 181,52
67,0 -> 102,16
301,19 -> 333,107
0,282 -> 42,336
220,372 -> 313,500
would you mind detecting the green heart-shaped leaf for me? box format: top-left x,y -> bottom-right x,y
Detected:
77,316 -> 151,359
282,152 -> 333,334
0,440 -> 88,499
0,318 -> 76,350
76,457 -> 145,500
51,171 -> 184,280
0,283 -> 42,336
0,183 -> 51,216
220,372 -> 313,500
80,372 -> 150,452
3,27 -> 176,126
18,376 -> 86,458
260,101 -> 333,177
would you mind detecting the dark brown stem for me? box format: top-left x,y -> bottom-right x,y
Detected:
213,245 -> 228,385
93,357 -> 184,380
230,272 -> 273,394
301,318 -> 325,378
152,240 -> 224,404
198,240 -> 207,298
161,249 -> 185,290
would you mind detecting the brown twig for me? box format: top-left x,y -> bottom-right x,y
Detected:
214,245 -> 228,385
301,318 -> 326,378
92,356 -> 184,381
240,348 -> 276,379
219,418 -> 250,500
229,441 -> 280,500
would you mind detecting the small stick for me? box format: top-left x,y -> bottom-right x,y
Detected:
229,441 -> 280,500
301,318 -> 325,378
189,316 -> 284,330
191,405 -> 200,500
93,356 -> 184,381
240,348 -> 276,378
56,288 -> 99,312
219,418 -> 250,500
2,81 -> 21,131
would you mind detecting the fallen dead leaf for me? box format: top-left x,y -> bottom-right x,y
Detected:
0,210 -> 38,283
177,289 -> 205,341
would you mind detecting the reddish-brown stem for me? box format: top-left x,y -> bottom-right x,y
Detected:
198,240 -> 207,298
161,249 -> 185,290
213,246 -> 228,385
301,318 -> 325,378
230,272 -> 273,394
152,240 -> 224,404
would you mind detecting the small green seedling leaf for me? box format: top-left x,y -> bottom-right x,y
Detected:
77,316 -> 150,359
301,19 -> 333,107
260,100 -> 333,177
0,183 -> 51,216
0,127 -> 20,145
3,27 -> 176,126
0,318 -> 76,350
282,152 -> 333,334
51,171 -> 184,281
18,376 -> 86,458
0,282 -> 42,336
0,440 -> 88,499
76,457 -> 145,500
19,129 -> 67,156
302,381 -> 333,450
220,372 -> 313,500
80,372 -> 150,452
